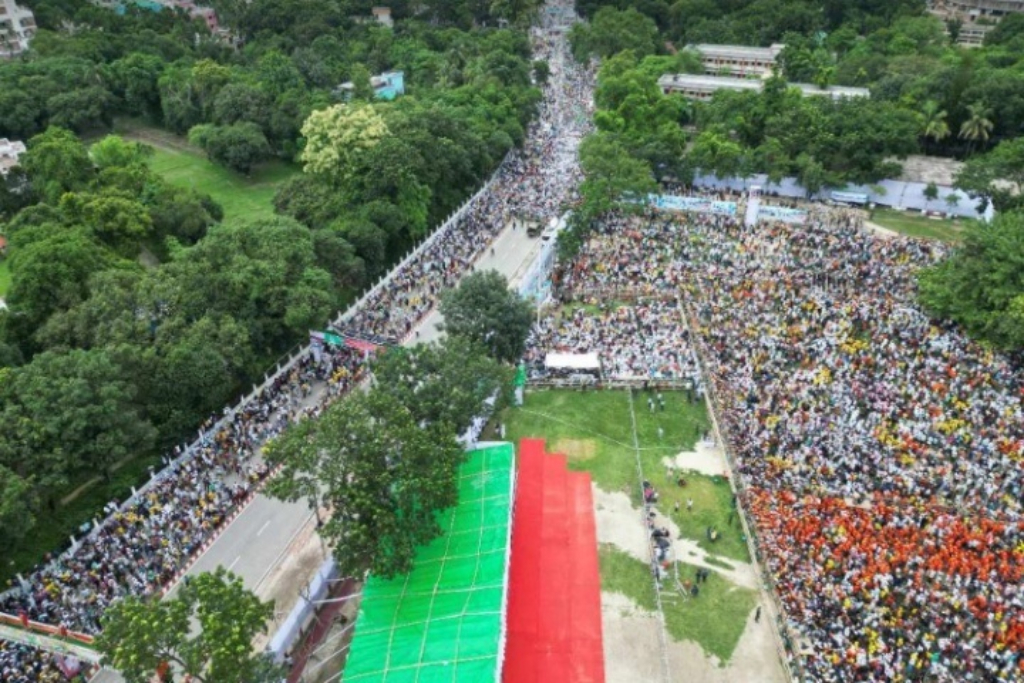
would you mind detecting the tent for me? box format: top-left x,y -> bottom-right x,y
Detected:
543,353 -> 601,372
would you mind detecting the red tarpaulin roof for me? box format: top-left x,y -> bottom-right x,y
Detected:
503,439 -> 605,683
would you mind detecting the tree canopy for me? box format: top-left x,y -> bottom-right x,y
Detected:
439,269 -> 535,363
96,568 -> 278,683
918,212 -> 1024,351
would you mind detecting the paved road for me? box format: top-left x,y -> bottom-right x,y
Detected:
418,222 -> 544,343
88,222 -> 546,683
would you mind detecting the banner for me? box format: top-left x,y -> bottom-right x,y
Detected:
757,206 -> 807,224
647,194 -> 737,216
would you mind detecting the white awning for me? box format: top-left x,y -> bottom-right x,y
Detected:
544,352 -> 601,371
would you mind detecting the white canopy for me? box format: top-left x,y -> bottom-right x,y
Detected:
544,352 -> 601,371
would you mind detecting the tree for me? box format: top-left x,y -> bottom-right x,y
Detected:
96,568 -> 277,683
265,389 -> 464,578
577,132 -> 658,222
955,137 -> 1024,212
918,211 -> 1024,350
188,123 -> 271,175
439,269 -> 533,363
0,348 -> 156,482
919,100 -> 950,152
19,127 -> 95,205
532,59 -> 550,85
959,102 -> 994,153
0,464 -> 36,550
299,104 -> 390,189
89,135 -> 153,170
923,181 -> 939,209
370,337 -> 512,435
945,193 -> 960,214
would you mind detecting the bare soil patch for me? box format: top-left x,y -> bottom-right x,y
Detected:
551,437 -> 598,461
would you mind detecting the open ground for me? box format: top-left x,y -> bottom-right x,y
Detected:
490,389 -> 788,683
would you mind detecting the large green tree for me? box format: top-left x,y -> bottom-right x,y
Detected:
918,211 -> 1024,350
96,568 -> 278,683
439,269 -> 534,364
266,389 -> 464,578
370,337 -> 512,435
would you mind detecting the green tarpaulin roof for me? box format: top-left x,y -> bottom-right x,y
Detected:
342,443 -> 514,683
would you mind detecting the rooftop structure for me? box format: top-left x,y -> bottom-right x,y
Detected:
943,0 -> 1024,16
0,138 -> 26,176
690,43 -> 784,77
0,0 -> 36,58
335,70 -> 406,101
371,6 -> 393,27
658,74 -> 870,101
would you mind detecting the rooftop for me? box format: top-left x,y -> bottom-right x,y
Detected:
691,43 -> 784,59
658,74 -> 870,99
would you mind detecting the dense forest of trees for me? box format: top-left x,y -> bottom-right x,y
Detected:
0,0 -> 543,555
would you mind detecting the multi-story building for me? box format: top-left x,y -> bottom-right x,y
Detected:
0,0 -> 36,58
943,0 -> 1024,17
0,138 -> 27,176
690,43 -> 784,78
658,74 -> 869,101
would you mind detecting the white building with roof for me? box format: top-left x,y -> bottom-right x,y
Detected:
658,74 -> 869,101
0,138 -> 27,176
691,43 -> 784,77
0,0 -> 36,58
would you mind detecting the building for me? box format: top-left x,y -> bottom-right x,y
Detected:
943,0 -> 1024,17
99,0 -> 219,31
371,6 -> 393,27
0,0 -> 36,58
0,138 -> 27,176
658,74 -> 870,101
690,43 -> 784,77
335,70 -> 406,101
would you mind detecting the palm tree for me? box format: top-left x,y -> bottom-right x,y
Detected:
959,102 -> 994,153
919,100 -> 950,152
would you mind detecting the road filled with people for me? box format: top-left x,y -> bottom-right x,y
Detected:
525,208 -> 1024,682
0,4 -> 597,678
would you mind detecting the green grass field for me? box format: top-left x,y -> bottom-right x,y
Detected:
113,121 -> 299,223
870,208 -> 966,242
496,389 -> 750,563
147,148 -> 298,223
494,389 -> 755,663
598,545 -> 756,662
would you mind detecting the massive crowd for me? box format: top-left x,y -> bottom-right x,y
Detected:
535,207 -> 1024,682
337,16 -> 594,345
0,4 -> 596,679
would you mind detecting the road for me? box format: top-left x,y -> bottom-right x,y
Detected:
89,220 -> 546,683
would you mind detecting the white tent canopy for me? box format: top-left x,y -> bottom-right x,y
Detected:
544,352 -> 601,371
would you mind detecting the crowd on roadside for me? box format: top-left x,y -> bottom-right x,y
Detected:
338,22 -> 595,345
536,206 -> 1024,681
0,641 -> 88,683
0,5 -> 597,678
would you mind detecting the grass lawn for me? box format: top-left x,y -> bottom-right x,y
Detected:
112,120 -> 299,223
0,258 -> 11,297
1,454 -> 161,586
598,545 -> 756,663
663,561 -> 757,662
147,148 -> 297,223
495,389 -> 750,563
870,208 -> 966,242
599,543 -> 656,611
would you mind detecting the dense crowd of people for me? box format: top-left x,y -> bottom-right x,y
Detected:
537,207 -> 1024,681
0,3 -> 596,678
338,15 -> 594,345
0,642 -> 88,683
